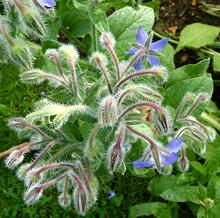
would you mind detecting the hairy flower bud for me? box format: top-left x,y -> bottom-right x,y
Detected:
152,109 -> 171,134
90,52 -> 108,67
5,146 -> 30,169
107,123 -> 125,173
17,163 -> 31,180
178,156 -> 189,172
100,32 -> 116,49
59,44 -> 79,62
45,48 -> 59,60
24,185 -> 44,205
178,144 -> 189,172
24,170 -> 42,187
73,187 -> 89,216
99,95 -> 118,126
58,192 -> 71,208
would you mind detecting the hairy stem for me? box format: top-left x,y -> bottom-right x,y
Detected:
115,69 -> 159,90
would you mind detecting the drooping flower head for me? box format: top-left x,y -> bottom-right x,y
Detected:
126,27 -> 169,70
132,138 -> 184,169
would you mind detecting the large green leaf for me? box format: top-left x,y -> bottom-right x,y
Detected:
108,6 -> 154,57
176,23 -> 220,52
166,59 -> 210,87
163,77 -> 213,116
160,185 -> 207,204
129,202 -> 172,218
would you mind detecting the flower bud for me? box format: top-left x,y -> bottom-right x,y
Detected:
58,192 -> 71,208
152,109 -> 171,134
178,144 -> 189,172
45,48 -> 59,60
98,95 -> 118,126
16,163 -> 31,180
21,9 -> 46,39
153,66 -> 168,83
207,126 -> 216,142
5,146 -> 30,169
59,44 -> 79,62
107,123 -> 125,173
24,170 -> 42,187
73,187 -> 89,216
100,32 -> 116,49
178,156 -> 189,172
24,184 -> 44,205
90,51 -> 108,68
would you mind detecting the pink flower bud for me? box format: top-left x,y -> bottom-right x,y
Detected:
107,123 -> 125,173
73,187 -> 89,216
24,185 -> 44,205
99,95 -> 118,126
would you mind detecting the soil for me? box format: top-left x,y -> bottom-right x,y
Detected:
155,0 -> 220,37
155,0 -> 220,106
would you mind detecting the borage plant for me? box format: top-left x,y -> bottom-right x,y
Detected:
1,5 -> 216,217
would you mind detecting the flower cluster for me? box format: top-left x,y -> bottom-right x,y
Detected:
3,27 -> 215,215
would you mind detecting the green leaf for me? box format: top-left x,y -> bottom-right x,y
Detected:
166,59 -> 210,87
176,23 -> 220,52
89,7 -> 109,32
160,44 -> 175,72
108,6 -> 154,57
190,161 -> 206,176
148,175 -> 178,196
213,51 -> 220,72
160,185 -> 207,204
129,202 -> 172,218
163,77 -> 213,116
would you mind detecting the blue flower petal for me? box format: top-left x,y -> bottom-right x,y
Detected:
161,152 -> 178,166
36,0 -> 56,8
132,159 -> 154,169
125,48 -> 137,55
134,57 -> 143,71
108,191 -> 115,200
166,138 -> 184,153
150,38 -> 170,52
147,55 -> 160,67
136,27 -> 148,46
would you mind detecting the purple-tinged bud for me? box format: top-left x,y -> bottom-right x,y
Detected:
73,187 -> 89,216
99,95 -> 119,126
24,184 -> 44,205
178,157 -> 189,172
100,32 -> 116,49
5,146 -> 30,169
178,144 -> 189,172
58,192 -> 71,208
107,123 -> 125,173
152,109 -> 172,134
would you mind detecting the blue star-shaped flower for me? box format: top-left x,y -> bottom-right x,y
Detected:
132,138 -> 184,169
126,27 -> 170,70
34,0 -> 56,9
